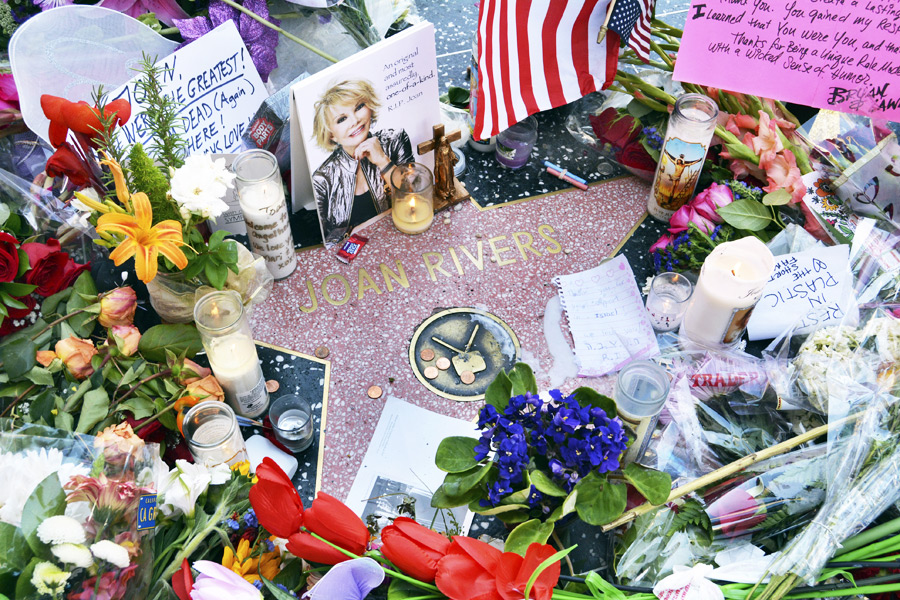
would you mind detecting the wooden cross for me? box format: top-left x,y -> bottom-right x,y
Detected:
416,124 -> 470,212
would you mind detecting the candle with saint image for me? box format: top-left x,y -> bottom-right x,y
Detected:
233,149 -> 297,279
193,291 -> 269,418
390,163 -> 434,234
681,237 -> 775,347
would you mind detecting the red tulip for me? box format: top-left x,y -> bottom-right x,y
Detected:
381,517 -> 451,582
436,537 -> 504,600
286,492 -> 368,565
172,558 -> 193,600
249,457 -> 304,539
41,95 -> 131,148
495,543 -> 560,600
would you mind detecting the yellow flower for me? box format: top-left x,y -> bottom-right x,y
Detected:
96,192 -> 188,284
100,154 -> 131,211
222,537 -> 281,584
231,460 -> 258,483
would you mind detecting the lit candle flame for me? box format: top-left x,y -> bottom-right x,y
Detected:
731,262 -> 741,277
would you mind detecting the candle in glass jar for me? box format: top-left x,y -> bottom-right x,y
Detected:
233,149 -> 297,280
193,291 -> 269,417
681,237 -> 775,347
183,401 -> 249,468
392,193 -> 434,234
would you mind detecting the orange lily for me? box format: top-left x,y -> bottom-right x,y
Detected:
96,191 -> 188,283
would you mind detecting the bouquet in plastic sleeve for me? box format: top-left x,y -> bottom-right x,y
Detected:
0,420 -> 159,599
848,217 -> 900,305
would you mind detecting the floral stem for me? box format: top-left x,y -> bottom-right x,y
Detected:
0,384 -> 37,417
159,516 -> 230,582
649,39 -> 675,69
217,0 -> 339,63
133,399 -> 178,432
836,519 -> 900,557
306,531 -> 442,593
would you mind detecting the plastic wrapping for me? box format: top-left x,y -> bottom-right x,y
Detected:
0,420 -> 160,599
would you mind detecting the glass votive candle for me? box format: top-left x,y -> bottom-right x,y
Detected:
232,149 -> 298,280
268,394 -> 315,453
183,401 -> 249,467
495,115 -> 538,169
390,163 -> 434,234
646,272 -> 694,332
194,291 -> 269,418
615,360 -> 671,465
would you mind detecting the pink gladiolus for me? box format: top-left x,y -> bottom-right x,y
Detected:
750,111 -> 784,166
762,150 -> 804,204
650,233 -> 674,253
692,182 -> 733,223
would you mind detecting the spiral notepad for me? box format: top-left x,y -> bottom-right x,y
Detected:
554,255 -> 660,377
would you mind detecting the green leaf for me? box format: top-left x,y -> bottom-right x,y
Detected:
138,324 -> 202,362
441,462 -> 492,497
434,436 -> 480,473
0,523 -> 30,572
39,288 -> 72,318
485,369 -> 512,411
523,546 -> 576,600
0,337 -> 35,379
117,360 -> 146,388
204,261 -> 227,290
14,558 -> 40,599
626,98 -> 654,119
65,273 -> 98,338
530,470 -> 568,497
28,391 -> 56,425
16,248 -> 28,278
76,388 -> 110,433
54,411 -> 75,431
504,519 -> 554,555
72,270 -> 98,298
572,387 -> 617,419
446,86 -> 470,109
430,484 -> 484,509
623,463 -> 672,505
0,281 -> 37,296
260,574 -> 297,600
0,292 -> 27,310
0,203 -> 9,226
575,473 -> 626,526
472,501 -> 529,516
717,198 -> 775,232
387,578 -> 432,599
762,188 -> 791,206
508,363 -> 537,396
21,475 -> 66,556
495,509 -> 531,525
117,397 -> 156,419
24,366 -> 54,387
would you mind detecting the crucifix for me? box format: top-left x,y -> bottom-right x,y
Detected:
416,124 -> 471,212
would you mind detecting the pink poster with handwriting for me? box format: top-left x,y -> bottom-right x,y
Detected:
673,0 -> 900,121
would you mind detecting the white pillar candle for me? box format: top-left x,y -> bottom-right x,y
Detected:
681,237 -> 775,347
232,149 -> 297,280
392,193 -> 434,234
239,181 -> 298,279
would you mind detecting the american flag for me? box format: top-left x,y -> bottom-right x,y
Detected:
472,0 -> 622,140
610,0 -> 656,62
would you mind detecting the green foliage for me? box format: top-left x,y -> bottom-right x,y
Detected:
21,475 -> 67,558
574,472 -> 627,526
439,86 -> 471,109
485,369 -> 512,411
717,198 -> 778,232
435,436 -> 480,473
128,143 -> 182,225
134,55 -> 186,170
623,463 -> 672,505
138,324 -> 203,362
668,498 -> 713,546
504,519 -> 554,555
180,230 -> 240,290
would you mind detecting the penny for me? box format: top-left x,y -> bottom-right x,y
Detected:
314,345 -> 330,359
265,380 -> 280,393
436,357 -> 451,370
460,371 -> 475,385
424,366 -> 439,379
367,385 -> 383,399
420,348 -> 435,362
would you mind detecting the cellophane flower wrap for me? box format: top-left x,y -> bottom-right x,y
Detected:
0,420 -> 160,599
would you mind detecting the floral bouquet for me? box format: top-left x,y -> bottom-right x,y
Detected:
39,60 -> 272,322
0,420 -> 159,599
430,364 -> 671,531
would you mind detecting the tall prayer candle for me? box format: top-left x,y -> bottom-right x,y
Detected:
648,94 -> 719,221
193,291 -> 269,417
391,163 -> 434,234
233,149 -> 297,280
681,237 -> 775,347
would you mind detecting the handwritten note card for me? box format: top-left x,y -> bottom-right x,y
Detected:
554,256 -> 660,377
673,0 -> 900,121
112,21 -> 267,156
747,244 -> 858,340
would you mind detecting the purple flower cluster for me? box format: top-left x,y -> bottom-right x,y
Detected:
475,390 -> 628,510
642,126 -> 664,150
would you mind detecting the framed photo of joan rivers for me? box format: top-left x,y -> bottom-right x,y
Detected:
289,22 -> 441,248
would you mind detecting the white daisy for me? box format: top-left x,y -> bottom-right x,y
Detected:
0,448 -> 89,527
52,543 -> 94,569
37,515 -> 86,546
90,540 -> 131,569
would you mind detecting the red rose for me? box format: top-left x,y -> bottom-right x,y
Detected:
61,257 -> 91,289
21,238 -> 72,297
591,107 -> 641,149
45,143 -> 91,187
615,140 -> 657,173
0,293 -> 37,337
0,231 -> 19,282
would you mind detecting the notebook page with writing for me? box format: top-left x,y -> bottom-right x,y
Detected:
554,255 -> 660,377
